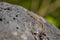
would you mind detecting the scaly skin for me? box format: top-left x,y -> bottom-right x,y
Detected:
28,11 -> 49,40
28,11 -> 44,32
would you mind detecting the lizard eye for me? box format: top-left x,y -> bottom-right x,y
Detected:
33,33 -> 37,35
33,31 -> 39,35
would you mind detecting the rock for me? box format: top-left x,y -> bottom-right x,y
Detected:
0,2 -> 60,40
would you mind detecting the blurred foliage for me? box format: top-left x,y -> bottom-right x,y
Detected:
50,0 -> 56,4
0,0 -> 60,29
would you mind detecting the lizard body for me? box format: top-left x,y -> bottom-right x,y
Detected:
28,11 -> 45,32
28,11 -> 49,40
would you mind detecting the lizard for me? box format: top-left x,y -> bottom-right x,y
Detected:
28,11 -> 49,40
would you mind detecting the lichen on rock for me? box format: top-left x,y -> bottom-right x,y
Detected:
0,2 -> 60,40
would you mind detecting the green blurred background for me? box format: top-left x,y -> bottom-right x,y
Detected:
0,0 -> 60,29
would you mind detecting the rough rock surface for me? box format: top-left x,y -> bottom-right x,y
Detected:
0,2 -> 60,40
